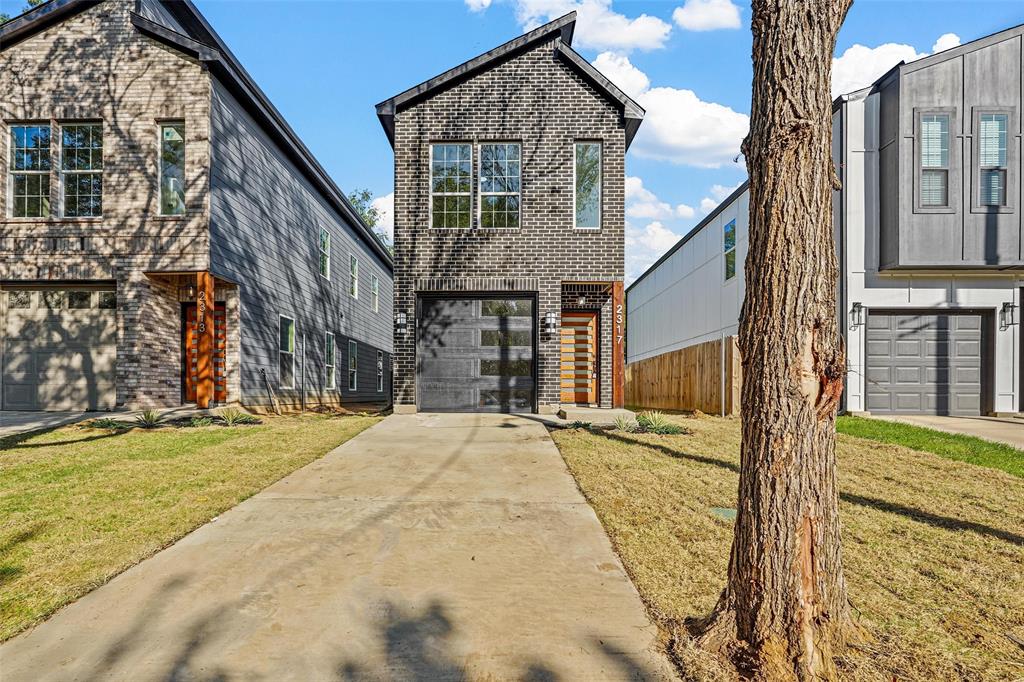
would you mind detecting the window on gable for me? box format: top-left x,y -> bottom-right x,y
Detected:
919,113 -> 950,208
430,143 -> 472,228
9,124 -> 51,218
574,142 -> 601,229
979,112 -> 1009,207
61,123 -> 103,217
159,122 -> 185,215
349,254 -> 358,298
325,332 -> 336,390
480,143 -> 520,228
319,227 -> 331,279
723,219 -> 737,281
279,316 -> 296,389
348,340 -> 358,391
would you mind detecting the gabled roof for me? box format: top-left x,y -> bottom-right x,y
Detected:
1,0 -> 394,271
375,12 -> 645,149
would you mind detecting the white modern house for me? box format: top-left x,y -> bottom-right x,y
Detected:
627,24 -> 1023,417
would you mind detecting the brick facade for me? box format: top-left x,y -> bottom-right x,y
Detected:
391,36 -> 626,412
0,0 -> 211,408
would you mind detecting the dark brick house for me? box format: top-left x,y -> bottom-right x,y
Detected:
377,12 -> 642,414
1,0 -> 393,412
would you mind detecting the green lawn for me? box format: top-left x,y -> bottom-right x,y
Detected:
0,413 -> 379,641
837,415 -> 1024,478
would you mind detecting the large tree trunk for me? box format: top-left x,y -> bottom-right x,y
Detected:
697,1 -> 856,680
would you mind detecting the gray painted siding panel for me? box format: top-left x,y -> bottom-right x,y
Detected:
208,79 -> 393,406
136,0 -> 189,34
878,77 -> 900,268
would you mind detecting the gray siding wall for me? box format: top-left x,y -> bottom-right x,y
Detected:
136,0 -> 189,34
208,79 -> 393,407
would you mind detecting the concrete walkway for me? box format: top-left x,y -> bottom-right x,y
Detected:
0,411 -> 100,438
0,413 -> 675,681
875,414 -> 1024,450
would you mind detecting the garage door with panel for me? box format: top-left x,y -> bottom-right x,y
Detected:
865,312 -> 983,416
417,297 -> 534,412
2,288 -> 117,411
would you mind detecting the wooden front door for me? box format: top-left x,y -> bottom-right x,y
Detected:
184,303 -> 228,403
560,311 -> 598,404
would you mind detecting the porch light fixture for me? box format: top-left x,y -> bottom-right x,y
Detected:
850,302 -> 865,329
576,295 -> 587,307
544,311 -> 559,333
1001,301 -> 1018,328
179,283 -> 196,299
395,312 -> 408,335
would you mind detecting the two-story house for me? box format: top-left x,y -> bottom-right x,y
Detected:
376,12 -> 642,414
627,23 -> 1023,417
0,0 -> 393,412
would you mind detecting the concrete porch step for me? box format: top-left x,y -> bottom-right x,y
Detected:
556,406 -> 636,427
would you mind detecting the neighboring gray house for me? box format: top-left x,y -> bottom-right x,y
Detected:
627,23 -> 1023,417
0,0 -> 393,412
377,12 -> 642,414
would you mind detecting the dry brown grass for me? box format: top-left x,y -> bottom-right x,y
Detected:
550,414 -> 1024,681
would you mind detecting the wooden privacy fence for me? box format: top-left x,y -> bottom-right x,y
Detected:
625,336 -> 742,416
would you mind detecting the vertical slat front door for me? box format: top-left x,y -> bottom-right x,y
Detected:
560,311 -> 598,404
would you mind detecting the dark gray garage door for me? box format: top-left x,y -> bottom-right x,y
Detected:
865,312 -> 984,416
417,297 -> 535,413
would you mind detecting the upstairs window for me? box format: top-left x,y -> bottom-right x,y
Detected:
574,142 -> 601,229
723,219 -> 737,281
318,227 -> 331,279
978,112 -> 1008,207
159,122 -> 185,215
325,332 -> 336,390
918,113 -> 950,208
279,316 -> 296,389
9,124 -> 51,218
479,143 -> 520,228
349,254 -> 359,298
61,123 -> 103,217
371,274 -> 380,313
430,143 -> 472,228
348,340 -> 358,391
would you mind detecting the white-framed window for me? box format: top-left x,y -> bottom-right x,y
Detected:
430,143 -> 472,228
723,219 -> 737,281
979,112 -> 1009,207
349,254 -> 359,298
479,142 -> 520,228
8,124 -> 51,218
918,112 -> 951,209
371,274 -> 379,313
279,315 -> 296,389
325,331 -> 336,390
60,122 -> 103,217
574,141 -> 601,229
348,340 -> 358,391
159,122 -> 185,216
319,227 -> 331,279
377,350 -> 384,393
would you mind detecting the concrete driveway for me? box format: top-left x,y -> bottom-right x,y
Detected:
0,411 -> 99,438
875,414 -> 1024,449
0,413 -> 675,681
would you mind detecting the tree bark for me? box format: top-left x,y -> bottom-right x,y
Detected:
697,1 -> 856,680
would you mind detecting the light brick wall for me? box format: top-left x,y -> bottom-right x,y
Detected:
392,37 -> 626,410
0,0 -> 211,408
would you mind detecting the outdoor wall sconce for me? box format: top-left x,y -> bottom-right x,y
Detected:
1001,301 -> 1018,328
395,312 -> 408,335
179,283 -> 196,299
850,302 -> 865,329
576,295 -> 587,307
544,311 -> 559,333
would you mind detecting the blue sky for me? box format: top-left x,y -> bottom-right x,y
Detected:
189,0 -> 1024,281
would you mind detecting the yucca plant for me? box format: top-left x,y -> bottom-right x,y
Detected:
134,409 -> 163,429
188,416 -> 215,428
637,411 -> 684,435
614,414 -> 638,433
219,407 -> 260,426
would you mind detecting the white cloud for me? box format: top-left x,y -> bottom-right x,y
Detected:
625,219 -> 686,283
698,182 -> 742,215
595,52 -> 748,168
626,176 -> 694,220
831,32 -> 962,97
465,0 -> 492,10
371,192 -> 394,241
507,0 -> 672,52
672,0 -> 740,32
699,197 -> 719,214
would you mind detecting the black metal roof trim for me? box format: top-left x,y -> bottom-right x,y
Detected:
129,11 -> 219,62
626,180 -> 750,296
0,0 -> 100,49
374,12 -> 578,147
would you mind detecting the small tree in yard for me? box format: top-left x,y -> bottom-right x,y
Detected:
695,1 -> 858,680
348,188 -> 392,253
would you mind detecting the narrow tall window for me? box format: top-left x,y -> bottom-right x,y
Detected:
348,340 -> 358,391
377,350 -> 384,393
919,114 -> 950,208
574,142 -> 601,229
371,274 -> 379,313
723,219 -> 737,281
61,123 -> 103,217
480,143 -> 520,228
325,332 -> 336,390
430,143 -> 472,228
159,122 -> 185,215
979,113 -> 1008,207
349,254 -> 359,298
279,316 -> 296,389
319,227 -> 331,279
9,124 -> 51,218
